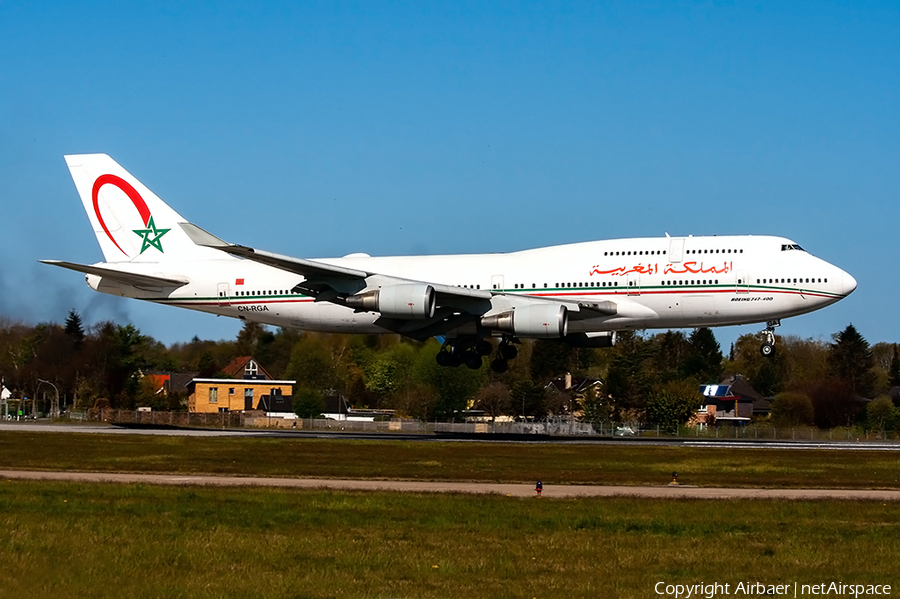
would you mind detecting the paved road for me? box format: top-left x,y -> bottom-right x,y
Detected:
3,469 -> 900,500
4,422 -> 900,451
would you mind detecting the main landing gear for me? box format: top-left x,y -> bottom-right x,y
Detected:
435,338 -> 494,370
759,320 -> 780,357
490,340 -> 518,373
435,337 -> 518,372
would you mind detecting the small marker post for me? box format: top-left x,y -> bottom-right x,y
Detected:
670,471 -> 679,485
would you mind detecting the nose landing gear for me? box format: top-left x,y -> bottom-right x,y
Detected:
759,320 -> 781,357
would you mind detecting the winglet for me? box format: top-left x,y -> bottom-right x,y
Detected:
179,222 -> 231,248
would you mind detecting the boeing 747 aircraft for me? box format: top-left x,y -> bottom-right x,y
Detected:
43,154 -> 857,372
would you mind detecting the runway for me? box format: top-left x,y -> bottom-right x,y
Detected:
2,469 -> 900,500
3,422 -> 900,451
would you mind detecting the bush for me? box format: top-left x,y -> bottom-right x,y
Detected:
293,387 -> 326,419
770,392 -> 814,426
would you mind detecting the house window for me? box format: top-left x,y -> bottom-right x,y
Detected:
244,388 -> 253,401
209,387 -> 218,403
229,388 -> 235,395
245,360 -> 258,378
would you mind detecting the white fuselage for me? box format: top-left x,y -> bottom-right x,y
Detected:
86,234 -> 856,337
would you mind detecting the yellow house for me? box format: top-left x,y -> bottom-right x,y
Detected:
187,379 -> 295,413
186,357 -> 295,413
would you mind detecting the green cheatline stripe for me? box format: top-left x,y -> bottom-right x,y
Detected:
504,284 -> 842,297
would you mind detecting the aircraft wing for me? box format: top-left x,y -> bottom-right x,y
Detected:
40,260 -> 189,288
180,222 -> 494,308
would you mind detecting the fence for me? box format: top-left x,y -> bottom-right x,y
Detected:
59,410 -> 900,442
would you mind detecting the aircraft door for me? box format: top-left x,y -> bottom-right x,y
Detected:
735,270 -> 749,294
217,282 -> 230,306
626,274 -> 640,296
491,275 -> 505,291
668,238 -> 685,263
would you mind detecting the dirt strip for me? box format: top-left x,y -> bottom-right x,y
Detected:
2,469 -> 900,500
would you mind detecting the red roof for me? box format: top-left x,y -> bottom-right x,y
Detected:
220,357 -> 274,380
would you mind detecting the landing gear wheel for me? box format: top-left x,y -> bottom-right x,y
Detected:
491,358 -> 509,373
436,348 -> 462,367
760,343 -> 775,358
499,343 -> 518,361
475,339 -> 493,356
464,351 -> 483,370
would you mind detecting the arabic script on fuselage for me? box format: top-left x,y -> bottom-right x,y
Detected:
589,261 -> 734,277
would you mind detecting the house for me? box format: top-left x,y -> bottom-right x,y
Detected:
696,375 -> 766,425
544,373 -> 603,416
143,372 -> 198,397
186,357 -> 295,414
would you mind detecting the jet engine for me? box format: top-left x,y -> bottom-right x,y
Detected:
480,304 -> 568,338
344,284 -> 436,319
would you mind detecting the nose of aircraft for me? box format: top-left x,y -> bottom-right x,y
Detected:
841,271 -> 858,296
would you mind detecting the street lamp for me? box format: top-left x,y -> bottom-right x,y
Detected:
37,379 -> 60,419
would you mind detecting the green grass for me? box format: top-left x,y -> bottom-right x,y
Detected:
0,480 -> 898,599
2,431 -> 900,488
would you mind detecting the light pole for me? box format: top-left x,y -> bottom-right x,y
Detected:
37,379 -> 60,419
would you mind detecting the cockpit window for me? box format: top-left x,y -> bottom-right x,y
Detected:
781,244 -> 806,252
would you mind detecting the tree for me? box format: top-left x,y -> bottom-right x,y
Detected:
473,382 -> 512,423
723,333 -> 789,396
293,387 -> 326,418
235,321 -> 267,357
865,396 -> 897,433
285,335 -> 338,392
645,380 -> 702,433
604,333 -> 655,421
413,345 -> 485,421
889,346 -> 900,390
529,340 -> 575,382
64,310 -> 85,350
828,324 -> 875,397
579,384 -> 611,432
509,378 -> 547,420
770,391 -> 814,426
682,328 -> 723,382
808,378 -> 862,428
652,330 -> 691,383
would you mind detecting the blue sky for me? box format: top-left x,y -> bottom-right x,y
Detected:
1,1 -> 898,349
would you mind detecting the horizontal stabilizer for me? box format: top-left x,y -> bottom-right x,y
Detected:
40,260 -> 189,288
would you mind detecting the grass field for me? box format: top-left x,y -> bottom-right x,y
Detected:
1,430 -> 900,489
1,480 -> 899,599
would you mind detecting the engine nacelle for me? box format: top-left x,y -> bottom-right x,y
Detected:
480,304 -> 568,338
344,284 -> 436,319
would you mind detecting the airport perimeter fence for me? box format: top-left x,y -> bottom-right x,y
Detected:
57,409 -> 900,442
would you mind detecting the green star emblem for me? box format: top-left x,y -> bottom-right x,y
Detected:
133,216 -> 170,254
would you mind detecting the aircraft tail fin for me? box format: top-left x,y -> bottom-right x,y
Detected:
65,154 -> 226,263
